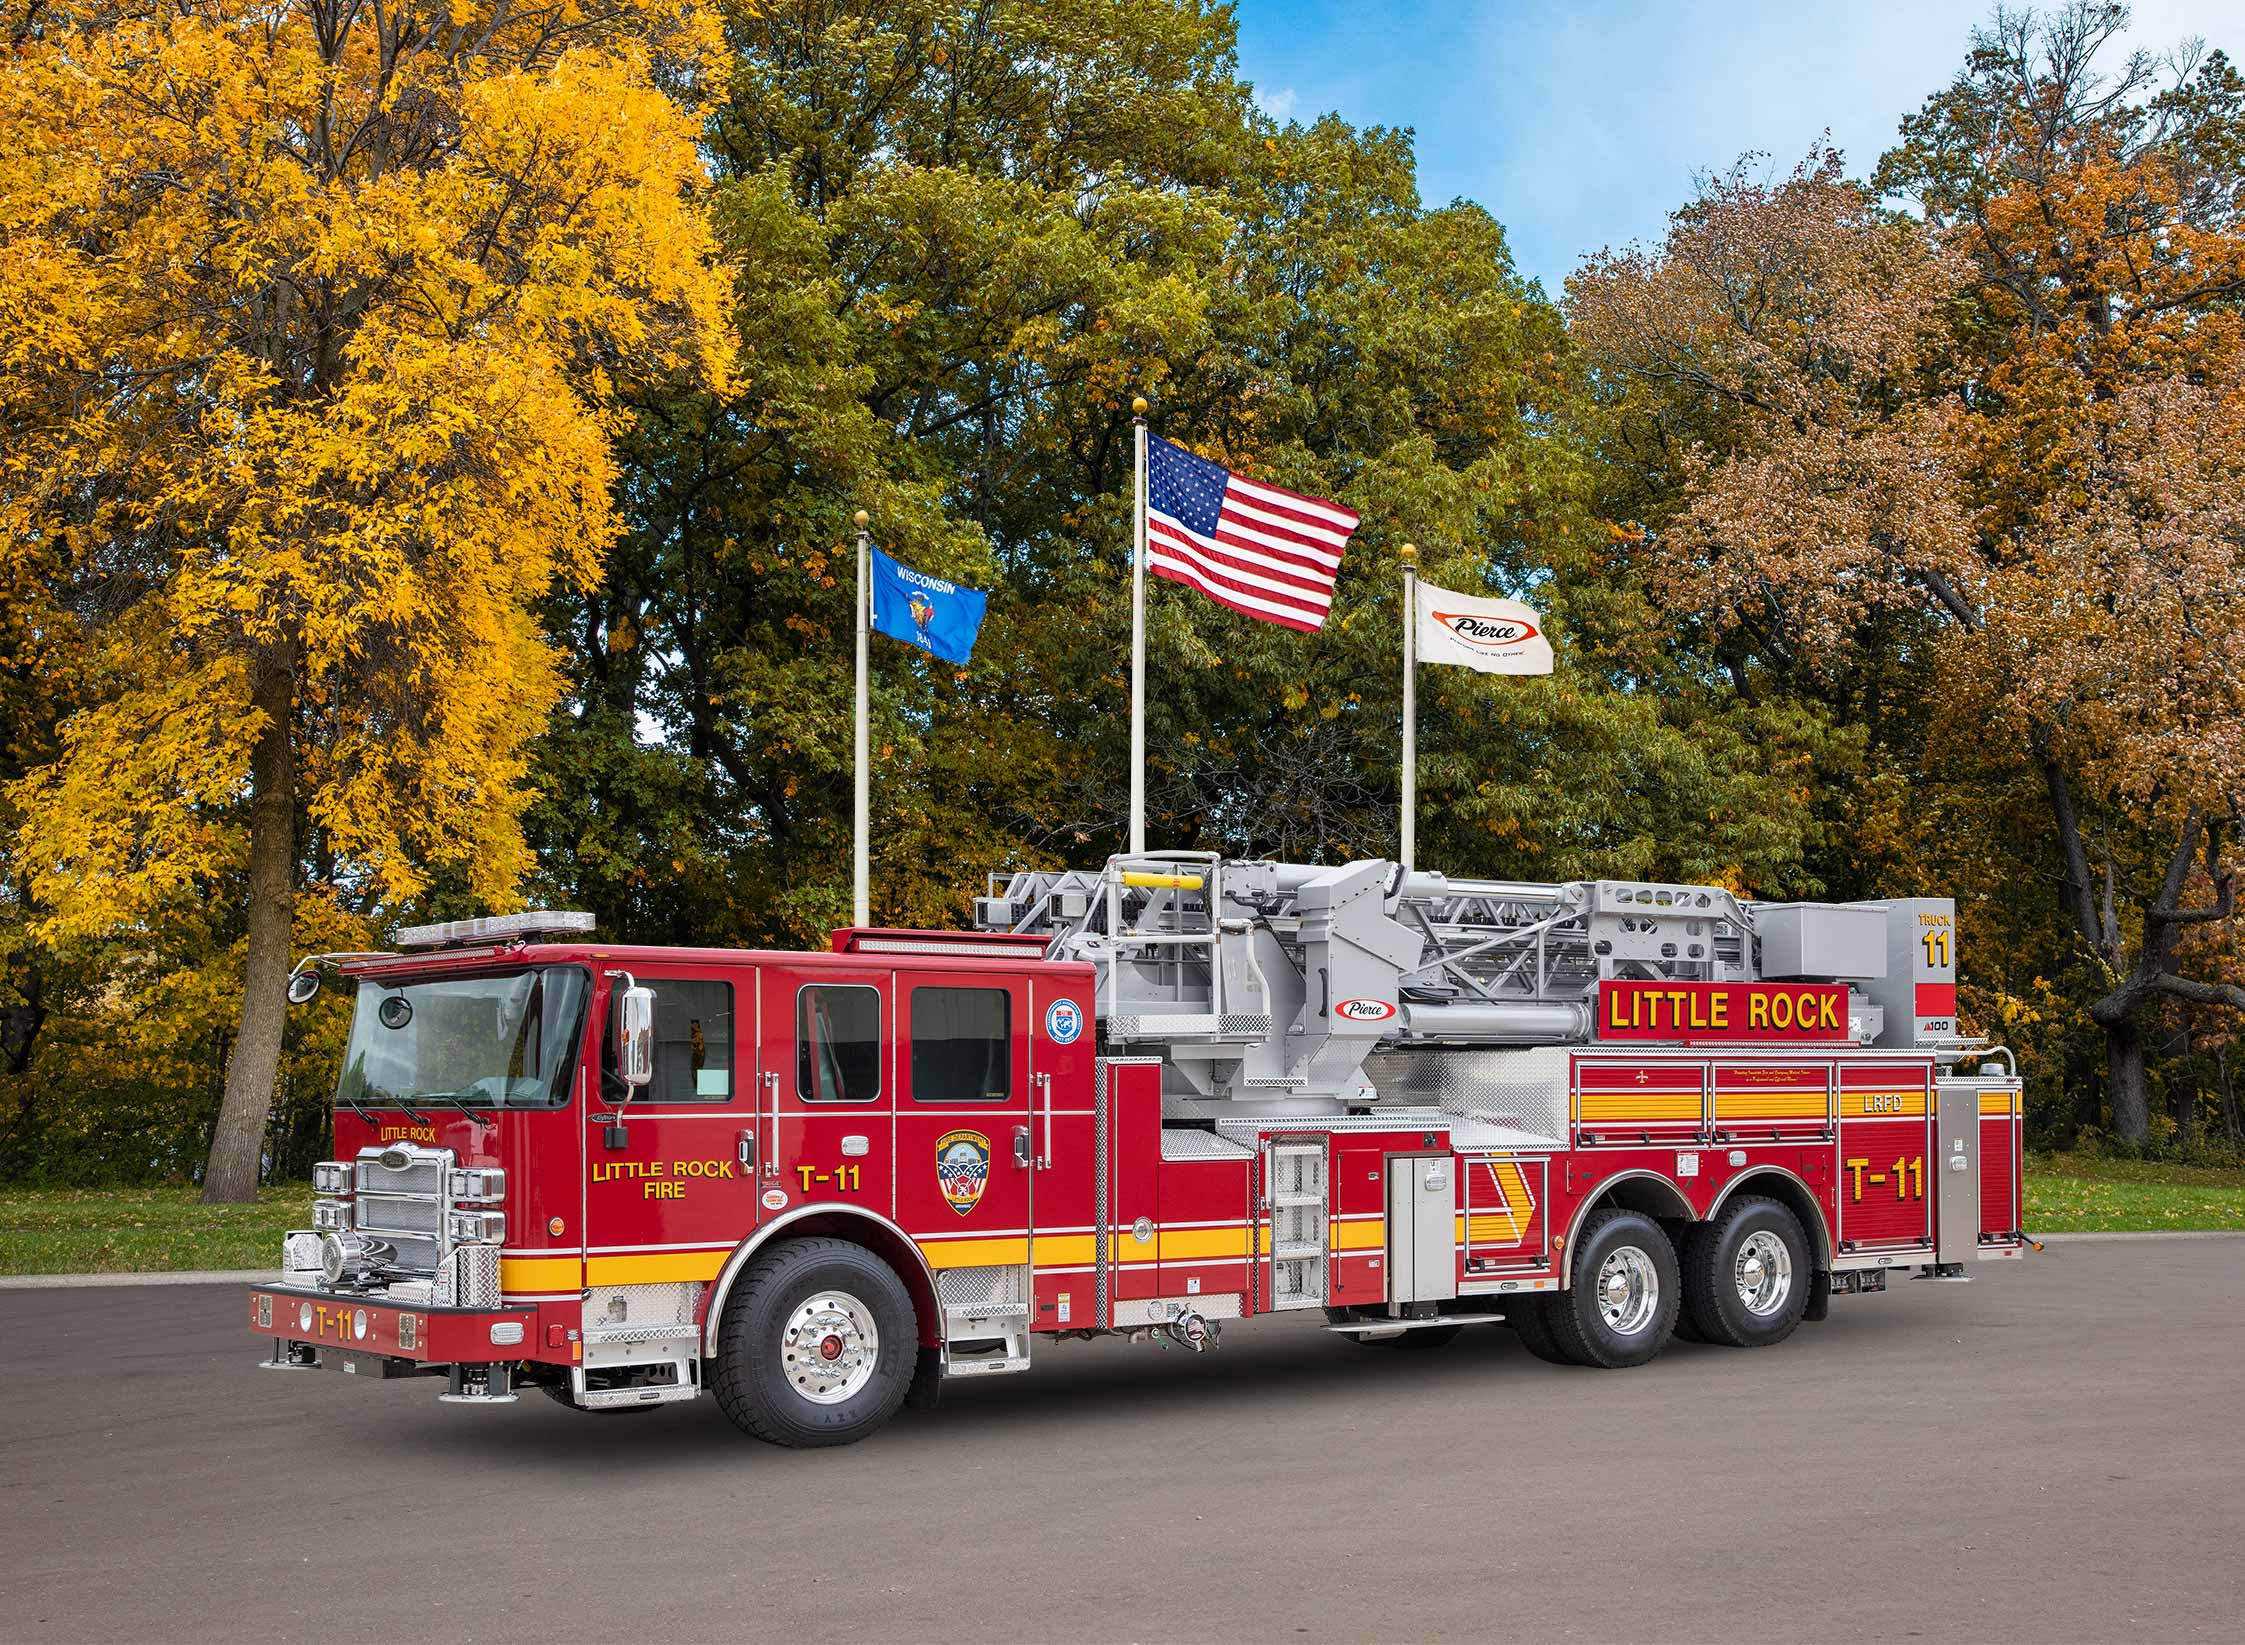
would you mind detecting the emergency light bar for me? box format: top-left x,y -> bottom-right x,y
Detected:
396,911 -> 595,950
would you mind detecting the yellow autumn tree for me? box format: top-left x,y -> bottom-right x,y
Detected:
0,0 -> 733,1198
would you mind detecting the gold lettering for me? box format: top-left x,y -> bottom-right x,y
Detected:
1710,992 -> 1729,1030
1688,990 -> 1709,1031
1748,992 -> 1770,1030
1819,993 -> 1841,1030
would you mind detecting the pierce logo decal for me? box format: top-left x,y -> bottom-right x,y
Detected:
1432,611 -> 1542,650
1333,997 -> 1397,1023
936,1129 -> 992,1217
1045,998 -> 1084,1045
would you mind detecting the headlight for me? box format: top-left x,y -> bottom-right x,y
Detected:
352,1308 -> 369,1341
447,1209 -> 506,1245
446,1167 -> 506,1203
297,1302 -> 314,1332
311,1199 -> 353,1232
311,1161 -> 352,1196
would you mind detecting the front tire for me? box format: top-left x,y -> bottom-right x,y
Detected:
1548,1209 -> 1680,1368
713,1238 -> 915,1447
1680,1195 -> 1811,1348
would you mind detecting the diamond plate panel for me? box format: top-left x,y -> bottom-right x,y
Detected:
937,1264 -> 1028,1309
1158,1127 -> 1256,1160
1362,1046 -> 1571,1136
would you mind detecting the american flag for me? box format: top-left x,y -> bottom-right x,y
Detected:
1145,434 -> 1359,632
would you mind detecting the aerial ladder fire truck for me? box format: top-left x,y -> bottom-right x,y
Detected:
249,852 -> 2026,1446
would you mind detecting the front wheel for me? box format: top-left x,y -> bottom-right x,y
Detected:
712,1238 -> 916,1447
1548,1209 -> 1681,1368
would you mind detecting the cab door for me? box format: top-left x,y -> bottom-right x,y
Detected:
584,964 -> 762,1283
754,963 -> 894,1223
893,971 -> 1035,1275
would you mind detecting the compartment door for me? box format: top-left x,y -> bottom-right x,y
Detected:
1836,1062 -> 1933,1254
1385,1154 -> 1459,1305
756,965 -> 894,1226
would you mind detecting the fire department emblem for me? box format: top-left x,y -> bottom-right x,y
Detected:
936,1129 -> 991,1217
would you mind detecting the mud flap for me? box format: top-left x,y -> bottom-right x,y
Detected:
904,1344 -> 943,1411
1804,1268 -> 1832,1323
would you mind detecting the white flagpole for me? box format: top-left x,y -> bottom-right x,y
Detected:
1130,396 -> 1149,856
853,509 -> 871,928
1400,541 -> 1417,873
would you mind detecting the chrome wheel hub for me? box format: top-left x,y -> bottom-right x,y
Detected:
1734,1230 -> 1793,1317
1595,1246 -> 1659,1335
782,1290 -> 879,1405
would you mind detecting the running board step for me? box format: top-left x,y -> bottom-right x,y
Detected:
569,1359 -> 700,1409
1324,1312 -> 1508,1335
942,1331 -> 1032,1377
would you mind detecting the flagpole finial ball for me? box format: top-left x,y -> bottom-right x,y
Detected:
853,510 -> 869,529
1400,541 -> 1417,563
1132,396 -> 1148,416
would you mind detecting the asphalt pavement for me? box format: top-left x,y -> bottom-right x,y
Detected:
2,1237 -> 2240,1643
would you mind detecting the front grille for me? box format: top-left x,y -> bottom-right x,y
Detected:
356,1152 -> 446,1197
300,1142 -> 509,1300
355,1194 -> 443,1237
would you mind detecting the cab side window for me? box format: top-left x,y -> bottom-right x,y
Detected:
910,987 -> 1011,1102
603,978 -> 734,1104
798,985 -> 882,1103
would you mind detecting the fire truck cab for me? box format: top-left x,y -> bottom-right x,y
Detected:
250,856 -> 2027,1447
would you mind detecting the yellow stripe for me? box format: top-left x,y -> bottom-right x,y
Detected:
1715,1091 -> 1827,1118
1579,1091 -> 1701,1121
1332,1219 -> 1383,1253
1030,1233 -> 1096,1266
1157,1225 -> 1267,1262
1979,1091 -> 2020,1116
918,1235 -> 1031,1270
500,1255 -> 582,1290
1839,1090 -> 1928,1116
590,1250 -> 728,1285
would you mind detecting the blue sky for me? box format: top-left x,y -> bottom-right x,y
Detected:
1233,0 -> 2237,294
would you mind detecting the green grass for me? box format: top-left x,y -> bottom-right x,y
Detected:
0,1156 -> 2239,1275
2024,1152 -> 2245,1233
0,1186 -> 302,1275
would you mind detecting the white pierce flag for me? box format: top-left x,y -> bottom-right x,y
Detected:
1414,580 -> 1553,675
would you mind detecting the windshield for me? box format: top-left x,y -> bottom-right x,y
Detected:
335,967 -> 590,1111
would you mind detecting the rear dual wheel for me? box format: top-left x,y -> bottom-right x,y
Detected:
1679,1195 -> 1811,1348
1505,1209 -> 1680,1368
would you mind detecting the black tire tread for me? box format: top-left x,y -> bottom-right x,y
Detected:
712,1237 -> 914,1447
1549,1208 -> 1680,1369
1507,1294 -> 1577,1365
1680,1194 -> 1809,1349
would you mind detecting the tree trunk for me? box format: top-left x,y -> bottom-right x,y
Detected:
2219,1046 -> 2241,1150
200,652 -> 297,1203
2105,1018 -> 2148,1147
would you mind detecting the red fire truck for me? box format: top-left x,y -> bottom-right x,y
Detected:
249,853 -> 2027,1445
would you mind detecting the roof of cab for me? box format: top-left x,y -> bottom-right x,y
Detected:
337,931 -> 1089,981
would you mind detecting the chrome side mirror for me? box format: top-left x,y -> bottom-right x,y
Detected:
286,969 -> 321,1005
617,983 -> 655,1089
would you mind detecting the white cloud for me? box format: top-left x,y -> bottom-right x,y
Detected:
1261,84 -> 1299,122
